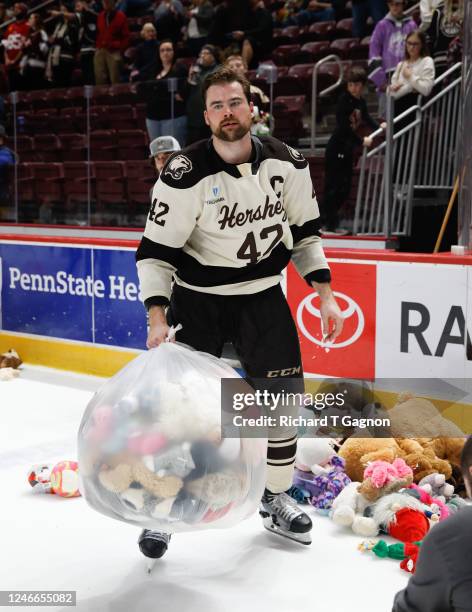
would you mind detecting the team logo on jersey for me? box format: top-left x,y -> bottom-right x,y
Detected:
285,144 -> 305,162
205,186 -> 225,205
165,155 -> 192,180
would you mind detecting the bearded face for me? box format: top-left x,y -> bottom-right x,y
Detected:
204,81 -> 253,143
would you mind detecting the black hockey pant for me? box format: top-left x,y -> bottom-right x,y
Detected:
167,283 -> 303,494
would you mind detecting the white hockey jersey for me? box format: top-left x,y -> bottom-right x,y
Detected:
136,136 -> 331,309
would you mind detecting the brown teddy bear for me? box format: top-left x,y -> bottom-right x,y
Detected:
99,460 -> 182,498
339,392 -> 467,484
388,394 -> 466,439
338,436 -> 453,484
0,349 -> 22,369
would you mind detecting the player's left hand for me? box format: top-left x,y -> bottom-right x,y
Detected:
319,294 -> 344,343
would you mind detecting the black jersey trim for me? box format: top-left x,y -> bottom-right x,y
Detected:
305,269 -> 332,285
136,236 -> 182,267
144,296 -> 170,309
258,135 -> 308,170
290,218 -> 322,244
159,135 -> 308,189
176,242 -> 291,287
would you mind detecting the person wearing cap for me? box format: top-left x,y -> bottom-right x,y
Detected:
149,135 -> 180,176
185,43 -> 220,145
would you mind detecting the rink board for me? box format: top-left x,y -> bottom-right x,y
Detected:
0,234 -> 471,378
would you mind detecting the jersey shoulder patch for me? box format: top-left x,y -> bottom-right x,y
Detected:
258,135 -> 308,169
160,140 -> 213,189
164,153 -> 193,180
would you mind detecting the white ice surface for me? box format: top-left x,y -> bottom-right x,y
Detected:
0,367 -> 409,612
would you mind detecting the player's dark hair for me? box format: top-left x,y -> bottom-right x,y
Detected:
461,436 -> 472,490
345,66 -> 367,84
202,67 -> 252,107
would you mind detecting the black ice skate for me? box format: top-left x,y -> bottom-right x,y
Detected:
259,489 -> 312,545
138,530 -> 171,573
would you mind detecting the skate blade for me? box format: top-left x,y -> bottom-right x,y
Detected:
262,518 -> 312,545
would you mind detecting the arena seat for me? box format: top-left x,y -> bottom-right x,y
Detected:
271,44 -> 301,66
330,38 -> 363,60
90,130 -> 117,161
300,41 -> 332,63
116,129 -> 147,160
335,18 -> 353,38
59,134 -> 87,161
307,21 -> 336,41
33,134 -> 62,162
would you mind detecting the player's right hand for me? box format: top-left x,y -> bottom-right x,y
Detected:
146,306 -> 171,349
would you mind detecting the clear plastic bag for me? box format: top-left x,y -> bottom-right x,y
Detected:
77,342 -> 267,533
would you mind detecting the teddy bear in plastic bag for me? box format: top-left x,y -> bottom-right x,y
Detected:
78,342 -> 267,533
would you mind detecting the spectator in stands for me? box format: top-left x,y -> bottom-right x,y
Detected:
211,0 -> 272,66
129,22 -> 158,82
186,0 -> 215,57
225,54 -> 271,135
369,0 -> 416,117
153,0 -> 185,44
392,436 -> 472,612
2,2 -> 30,91
321,66 -> 384,234
209,0 -> 251,56
116,0 -> 152,16
186,43 -> 220,144
75,0 -> 97,85
239,0 -> 273,67
20,13 -> 48,91
289,0 -> 336,26
419,0 -> 443,31
0,124 -> 15,210
149,135 -> 180,177
225,54 -> 269,110
94,0 -> 129,85
352,0 -> 387,38
46,2 -> 80,88
138,39 -> 188,146
389,30 -> 435,116
426,0 -> 463,75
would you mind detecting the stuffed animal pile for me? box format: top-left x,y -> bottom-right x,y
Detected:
78,343 -> 267,533
288,392 -> 468,574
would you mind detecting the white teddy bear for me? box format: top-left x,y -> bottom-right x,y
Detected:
330,481 -> 378,537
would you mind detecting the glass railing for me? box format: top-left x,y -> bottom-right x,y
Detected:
1,76 -> 191,228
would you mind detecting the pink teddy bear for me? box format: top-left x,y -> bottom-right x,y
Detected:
363,458 -> 413,489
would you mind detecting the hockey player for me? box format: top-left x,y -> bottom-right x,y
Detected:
135,66 -> 344,560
